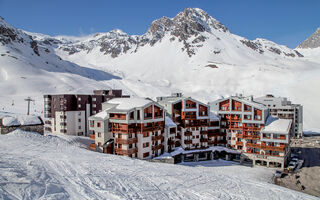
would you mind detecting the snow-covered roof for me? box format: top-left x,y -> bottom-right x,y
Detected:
107,97 -> 154,110
209,112 -> 220,121
90,110 -> 109,120
165,116 -> 176,127
261,116 -> 292,134
0,112 -> 42,127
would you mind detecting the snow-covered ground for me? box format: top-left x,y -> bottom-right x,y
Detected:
0,130 -> 317,200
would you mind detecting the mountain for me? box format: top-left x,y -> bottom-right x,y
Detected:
297,27 -> 320,49
1,8 -> 320,131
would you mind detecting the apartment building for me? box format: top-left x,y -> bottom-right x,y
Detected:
88,97 -> 165,159
164,116 -> 177,152
210,95 -> 292,169
43,90 -> 128,136
157,93 -> 223,151
254,94 -> 303,138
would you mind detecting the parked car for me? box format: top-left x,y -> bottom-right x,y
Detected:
275,170 -> 283,178
288,161 -> 297,170
291,158 -> 299,163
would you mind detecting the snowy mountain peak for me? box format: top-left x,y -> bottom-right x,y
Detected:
298,26 -> 320,49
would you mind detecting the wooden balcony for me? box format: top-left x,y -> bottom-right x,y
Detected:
208,131 -> 223,137
152,135 -> 163,141
184,131 -> 192,136
229,126 -> 242,130
236,141 -> 243,146
243,135 -> 260,140
246,143 -> 260,148
152,144 -> 163,151
236,133 -> 243,138
184,139 -> 192,144
112,127 -> 136,134
208,140 -> 226,145
260,145 -> 285,152
115,147 -> 138,155
200,138 -> 208,143
89,134 -> 95,140
115,138 -> 138,144
89,143 -> 96,151
200,131 -> 208,135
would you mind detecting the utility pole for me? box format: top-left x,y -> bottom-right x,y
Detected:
24,97 -> 35,115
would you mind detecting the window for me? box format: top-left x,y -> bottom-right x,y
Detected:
98,132 -> 101,137
93,104 -> 96,108
98,142 -> 101,147
143,142 -> 150,148
78,126 -> 81,129
93,98 -> 96,101
78,97 -> 81,101
78,119 -> 81,122
97,122 -> 101,127
78,112 -> 81,116
143,132 -> 149,137
143,152 -> 150,158
78,104 -> 81,108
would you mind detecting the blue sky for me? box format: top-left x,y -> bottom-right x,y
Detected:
0,0 -> 319,48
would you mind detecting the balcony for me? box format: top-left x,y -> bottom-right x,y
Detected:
236,133 -> 243,138
168,140 -> 175,145
236,141 -> 243,146
89,143 -> 96,151
89,134 -> 95,140
184,139 -> 192,144
115,147 -> 138,155
60,129 -> 67,134
200,138 -> 208,143
260,145 -> 285,152
229,125 -> 242,130
152,144 -> 163,151
200,131 -> 208,135
152,135 -> 163,141
112,127 -> 135,134
243,135 -> 260,140
246,143 -> 260,148
60,122 -> 67,126
115,138 -> 138,144
184,131 -> 192,136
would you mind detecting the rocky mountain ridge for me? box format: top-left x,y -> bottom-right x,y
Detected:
298,27 -> 320,49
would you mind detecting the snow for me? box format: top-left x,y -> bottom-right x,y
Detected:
262,116 -> 292,134
107,97 -> 153,110
209,112 -> 220,121
0,111 -> 42,126
165,116 -> 176,127
91,110 -> 108,120
0,129 -> 317,200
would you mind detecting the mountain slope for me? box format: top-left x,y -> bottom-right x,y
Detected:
0,130 -> 317,199
297,27 -> 320,49
1,8 -> 320,131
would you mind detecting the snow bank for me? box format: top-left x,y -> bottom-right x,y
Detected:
0,130 -> 316,200
0,112 -> 42,126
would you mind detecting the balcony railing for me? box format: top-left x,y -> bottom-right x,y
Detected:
115,147 -> 138,155
152,135 -> 163,141
236,141 -> 243,146
184,139 -> 192,144
200,138 -> 208,143
246,143 -> 260,148
243,135 -> 260,140
115,138 -> 138,144
152,144 -> 163,151
260,145 -> 285,152
236,133 -> 243,138
200,131 -> 208,135
111,128 -> 136,134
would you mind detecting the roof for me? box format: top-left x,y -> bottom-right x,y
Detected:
262,116 -> 292,134
209,112 -> 220,121
107,97 -> 154,110
213,96 -> 267,110
90,110 -> 109,120
0,112 -> 42,127
165,116 -> 176,127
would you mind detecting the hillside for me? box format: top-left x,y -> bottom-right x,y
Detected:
1,8 -> 320,131
0,130 -> 317,200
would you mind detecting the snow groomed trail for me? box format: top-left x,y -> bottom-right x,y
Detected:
0,130 -> 318,200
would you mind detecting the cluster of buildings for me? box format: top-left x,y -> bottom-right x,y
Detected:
44,90 -> 303,169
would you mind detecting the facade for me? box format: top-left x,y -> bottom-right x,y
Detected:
210,95 -> 292,169
164,116 -> 177,152
88,97 -> 165,159
254,94 -> 303,138
43,90 -> 128,136
157,93 -> 223,151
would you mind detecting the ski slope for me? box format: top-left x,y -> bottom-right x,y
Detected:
0,130 -> 317,200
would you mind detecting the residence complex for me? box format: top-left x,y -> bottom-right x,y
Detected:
210,95 -> 292,169
44,91 -> 302,169
43,90 -> 129,136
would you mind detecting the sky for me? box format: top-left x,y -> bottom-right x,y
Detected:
0,0 -> 319,48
